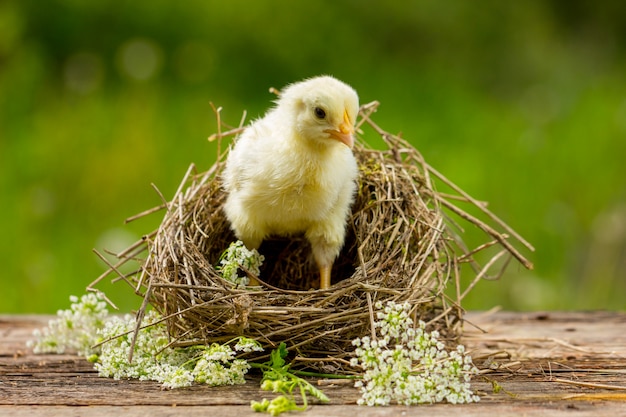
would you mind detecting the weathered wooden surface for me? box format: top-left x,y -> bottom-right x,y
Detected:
1,311 -> 626,416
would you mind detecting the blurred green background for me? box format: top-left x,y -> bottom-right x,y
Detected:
2,1 -> 625,313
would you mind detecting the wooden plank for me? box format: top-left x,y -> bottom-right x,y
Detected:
1,313 -> 626,416
4,403 -> 626,417
464,310 -> 626,358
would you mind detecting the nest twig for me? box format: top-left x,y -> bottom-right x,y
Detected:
89,100 -> 533,372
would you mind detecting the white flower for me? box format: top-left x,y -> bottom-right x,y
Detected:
218,240 -> 265,287
95,313 -> 259,388
235,337 -> 264,353
161,365 -> 195,389
28,292 -> 109,356
30,293 -> 263,390
352,301 -> 479,406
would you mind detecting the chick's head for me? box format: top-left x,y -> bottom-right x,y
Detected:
279,75 -> 359,149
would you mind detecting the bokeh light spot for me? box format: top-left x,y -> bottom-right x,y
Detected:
63,52 -> 104,94
116,38 -> 163,81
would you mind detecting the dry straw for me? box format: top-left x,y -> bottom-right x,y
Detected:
90,100 -> 533,371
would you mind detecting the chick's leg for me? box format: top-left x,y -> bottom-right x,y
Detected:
307,231 -> 341,290
318,263 -> 332,290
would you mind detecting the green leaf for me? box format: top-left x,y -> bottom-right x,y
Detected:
303,382 -> 330,403
271,342 -> 288,369
253,342 -> 330,415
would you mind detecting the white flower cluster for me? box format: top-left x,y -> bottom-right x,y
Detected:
351,301 -> 480,406
27,292 -> 109,357
29,293 -> 263,389
218,240 -> 265,287
95,311 -> 263,389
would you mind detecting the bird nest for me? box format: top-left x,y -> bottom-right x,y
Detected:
91,101 -> 533,371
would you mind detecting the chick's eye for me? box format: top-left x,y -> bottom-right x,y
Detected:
313,107 -> 326,119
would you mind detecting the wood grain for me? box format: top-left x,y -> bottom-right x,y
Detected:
2,312 -> 625,416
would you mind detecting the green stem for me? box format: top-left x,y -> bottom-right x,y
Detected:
291,369 -> 359,380
249,362 -> 270,371
299,382 -> 308,408
249,362 -> 359,380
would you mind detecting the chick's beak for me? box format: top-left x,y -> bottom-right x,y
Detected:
325,109 -> 355,148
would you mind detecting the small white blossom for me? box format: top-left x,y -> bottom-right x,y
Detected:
218,240 -> 265,287
161,365 -> 195,389
27,293 -> 109,356
30,293 -> 263,390
95,313 -> 258,388
352,301 -> 480,406
235,336 -> 264,353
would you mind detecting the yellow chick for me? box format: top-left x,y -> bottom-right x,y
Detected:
222,75 -> 359,289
